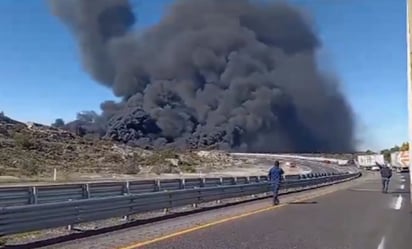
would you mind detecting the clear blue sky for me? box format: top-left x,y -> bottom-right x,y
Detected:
0,0 -> 407,152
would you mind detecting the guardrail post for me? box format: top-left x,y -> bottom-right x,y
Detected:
67,199 -> 73,231
123,181 -> 130,195
192,186 -> 200,207
121,181 -> 131,221
247,177 -> 256,198
218,184 -> 227,204
29,186 -> 38,204
82,184 -> 90,199
201,178 -> 205,187
192,202 -> 198,208
155,179 -> 161,191
233,177 -> 237,185
237,185 -> 244,201
163,190 -> 170,214
215,178 -> 223,204
180,179 -> 185,189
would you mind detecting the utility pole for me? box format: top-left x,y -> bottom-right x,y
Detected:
407,0 -> 412,206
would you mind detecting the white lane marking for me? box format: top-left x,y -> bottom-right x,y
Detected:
393,195 -> 403,210
377,236 -> 385,249
401,184 -> 405,190
400,179 -> 406,182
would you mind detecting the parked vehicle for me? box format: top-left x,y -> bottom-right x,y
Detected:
357,154 -> 384,170
391,151 -> 410,173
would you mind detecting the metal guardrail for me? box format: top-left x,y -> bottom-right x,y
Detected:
0,172 -> 343,207
0,172 -> 360,236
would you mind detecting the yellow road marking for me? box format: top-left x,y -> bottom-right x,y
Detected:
118,204 -> 285,249
117,187 -> 342,249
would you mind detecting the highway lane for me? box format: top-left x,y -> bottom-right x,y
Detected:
287,158 -> 357,175
229,153 -> 350,175
297,160 -> 335,174
141,172 -> 411,249
299,159 -> 358,174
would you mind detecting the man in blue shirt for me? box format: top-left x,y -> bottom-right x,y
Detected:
268,160 -> 285,205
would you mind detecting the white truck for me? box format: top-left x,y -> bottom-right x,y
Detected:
390,151 -> 410,173
356,154 -> 384,170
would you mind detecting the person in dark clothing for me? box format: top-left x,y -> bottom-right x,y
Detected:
376,162 -> 392,193
268,160 -> 285,205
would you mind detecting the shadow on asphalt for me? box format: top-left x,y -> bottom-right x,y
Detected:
348,189 -> 381,192
288,201 -> 318,205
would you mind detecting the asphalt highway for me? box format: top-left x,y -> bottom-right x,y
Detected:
141,172 -> 411,249
22,171 -> 409,249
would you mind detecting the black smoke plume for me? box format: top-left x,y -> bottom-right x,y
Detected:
48,0 -> 356,153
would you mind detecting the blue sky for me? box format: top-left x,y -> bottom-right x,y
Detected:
0,0 -> 407,151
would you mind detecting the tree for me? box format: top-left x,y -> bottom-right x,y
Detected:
400,142 -> 409,151
380,142 -> 409,162
390,145 -> 400,152
51,118 -> 65,128
380,149 -> 391,162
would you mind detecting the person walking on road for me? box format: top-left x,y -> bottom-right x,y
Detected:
268,160 -> 285,205
376,162 -> 392,193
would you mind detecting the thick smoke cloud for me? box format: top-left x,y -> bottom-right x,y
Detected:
49,0 -> 356,153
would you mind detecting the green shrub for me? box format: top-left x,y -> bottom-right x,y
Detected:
13,133 -> 35,149
21,159 -> 41,176
150,164 -> 179,175
124,163 -> 140,174
180,164 -> 196,173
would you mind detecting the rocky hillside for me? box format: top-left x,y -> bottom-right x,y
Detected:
0,114 -> 238,181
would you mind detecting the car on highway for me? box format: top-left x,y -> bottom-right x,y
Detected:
284,161 -> 296,168
370,166 -> 380,171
